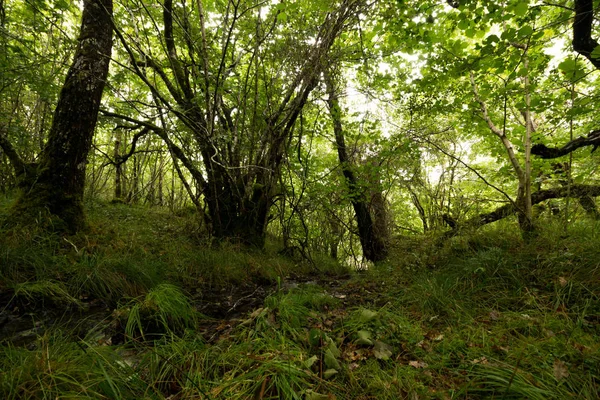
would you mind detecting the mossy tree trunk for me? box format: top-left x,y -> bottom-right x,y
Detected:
1,0 -> 113,232
324,69 -> 388,263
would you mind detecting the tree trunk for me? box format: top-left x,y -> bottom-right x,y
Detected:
114,133 -> 122,200
7,0 -> 113,232
325,70 -> 387,263
205,182 -> 271,247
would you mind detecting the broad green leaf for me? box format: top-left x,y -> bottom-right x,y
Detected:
324,368 -> 338,379
305,355 -> 318,369
514,3 -> 528,17
355,330 -> 374,345
324,348 -> 340,369
373,341 -> 393,360
308,329 -> 322,347
327,337 -> 341,357
305,390 -> 330,400
358,308 -> 378,323
518,25 -> 534,38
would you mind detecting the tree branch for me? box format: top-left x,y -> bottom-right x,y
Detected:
163,0 -> 193,101
469,72 -> 525,180
115,128 -> 150,166
0,127 -> 26,175
532,130 -> 600,158
100,110 -> 208,190
452,184 -> 600,232
573,0 -> 600,69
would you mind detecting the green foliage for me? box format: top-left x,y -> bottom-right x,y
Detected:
11,280 -> 82,309
120,283 -> 197,339
0,331 -> 157,400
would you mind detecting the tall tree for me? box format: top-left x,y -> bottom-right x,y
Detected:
324,69 -> 388,262
0,0 -> 113,232
108,0 -> 365,247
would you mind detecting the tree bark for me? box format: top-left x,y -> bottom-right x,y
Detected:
5,0 -> 113,232
114,133 -> 122,200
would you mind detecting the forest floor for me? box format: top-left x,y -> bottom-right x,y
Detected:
0,199 -> 599,399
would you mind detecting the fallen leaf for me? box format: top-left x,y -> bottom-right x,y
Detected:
558,277 -> 568,287
409,360 -> 428,369
553,360 -> 569,380
489,310 -> 500,320
471,356 -> 488,365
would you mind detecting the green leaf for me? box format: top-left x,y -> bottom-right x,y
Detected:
277,11 -> 287,22
324,348 -> 340,369
485,34 -> 500,44
501,28 -> 517,41
514,3 -> 528,17
355,330 -> 374,345
324,368 -> 338,379
327,337 -> 341,358
305,390 -> 330,400
358,308 -> 378,323
518,25 -> 534,38
305,355 -> 318,369
373,341 -> 393,360
591,46 -> 600,60
308,329 -> 322,347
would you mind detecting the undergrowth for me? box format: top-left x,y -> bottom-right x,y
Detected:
0,201 -> 329,305
1,202 -> 599,398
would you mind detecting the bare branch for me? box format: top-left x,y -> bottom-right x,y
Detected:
532,130 -> 600,158
470,72 -> 525,180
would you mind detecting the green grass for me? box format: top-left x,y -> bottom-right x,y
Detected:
0,201 -> 336,304
1,202 -> 599,398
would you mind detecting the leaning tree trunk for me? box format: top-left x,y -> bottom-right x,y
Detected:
6,0 -> 113,232
325,70 -> 388,263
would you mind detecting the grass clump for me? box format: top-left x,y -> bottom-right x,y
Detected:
0,331 -> 158,400
11,280 -> 83,309
119,283 -> 198,340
